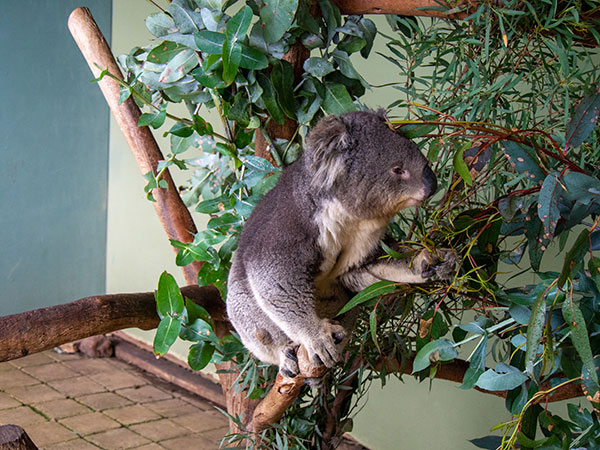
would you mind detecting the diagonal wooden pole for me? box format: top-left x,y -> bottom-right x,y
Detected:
68,7 -> 202,286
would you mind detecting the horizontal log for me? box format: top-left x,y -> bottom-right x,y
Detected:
333,0 -> 471,17
0,285 -> 226,363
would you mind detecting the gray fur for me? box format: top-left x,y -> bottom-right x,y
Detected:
226,110 -> 454,377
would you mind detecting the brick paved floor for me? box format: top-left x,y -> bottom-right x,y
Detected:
0,350 -> 229,449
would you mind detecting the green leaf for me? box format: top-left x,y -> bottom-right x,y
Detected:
194,30 -> 225,54
460,367 -> 484,390
453,144 -> 473,186
524,290 -> 546,377
303,57 -> 335,77
475,368 -> 528,391
239,44 -> 268,70
259,0 -> 299,44
396,122 -> 437,139
502,141 -> 545,184
155,271 -> 185,319
180,317 -> 218,342
412,338 -> 457,373
562,299 -> 598,386
271,60 -> 297,119
558,229 -> 590,286
167,0 -> 204,34
147,41 -> 187,64
159,49 -> 199,83
153,316 -> 182,356
221,38 -> 241,86
369,308 -> 380,352
537,173 -> 562,237
226,6 -> 252,41
337,281 -> 396,316
138,105 -> 167,129
566,83 -> 600,149
322,83 -> 355,115
146,13 -> 177,37
257,73 -> 285,124
561,171 -> 600,205
188,341 -> 215,371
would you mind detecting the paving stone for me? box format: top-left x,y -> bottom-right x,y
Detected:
159,434 -> 217,450
144,398 -> 199,418
48,375 -> 106,397
0,392 -> 21,410
201,426 -> 230,442
9,352 -> 56,368
104,404 -> 161,425
0,406 -> 47,426
90,369 -> 147,390
62,358 -> 117,375
77,392 -> 132,411
44,438 -> 101,450
0,368 -> 40,387
117,385 -> 173,404
22,363 -> 78,382
23,421 -> 77,447
48,351 -> 84,362
133,443 -> 165,450
87,427 -> 151,449
170,409 -> 229,433
34,398 -> 92,420
129,418 -> 191,442
60,411 -> 121,435
7,383 -> 63,403
106,358 -> 138,371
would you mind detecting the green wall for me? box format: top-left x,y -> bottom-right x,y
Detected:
0,1 -> 111,315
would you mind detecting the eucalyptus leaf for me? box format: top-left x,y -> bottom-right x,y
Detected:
566,82 -> 600,148
153,316 -> 182,356
155,271 -> 185,319
259,0 -> 299,44
412,338 -> 458,373
562,299 -> 598,386
475,368 -> 528,391
322,83 -> 355,115
303,57 -> 335,77
188,341 -> 215,370
337,281 -> 396,316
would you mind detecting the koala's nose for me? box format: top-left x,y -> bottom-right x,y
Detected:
422,165 -> 437,198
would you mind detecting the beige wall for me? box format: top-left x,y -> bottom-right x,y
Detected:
109,3 -> 512,448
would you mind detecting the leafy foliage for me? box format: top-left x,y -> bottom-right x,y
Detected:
116,0 -> 600,448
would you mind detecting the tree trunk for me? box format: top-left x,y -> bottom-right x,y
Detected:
0,425 -> 39,450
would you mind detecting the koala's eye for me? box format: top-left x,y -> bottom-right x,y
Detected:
391,167 -> 409,179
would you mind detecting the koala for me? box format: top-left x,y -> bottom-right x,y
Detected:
226,110 -> 455,379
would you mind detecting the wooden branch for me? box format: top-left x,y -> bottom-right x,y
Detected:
0,285 -> 225,363
68,7 -> 201,285
0,425 -> 38,450
333,0 -> 472,17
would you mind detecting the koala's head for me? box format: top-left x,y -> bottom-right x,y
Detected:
304,110 -> 437,219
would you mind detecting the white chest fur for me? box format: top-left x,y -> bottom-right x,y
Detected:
314,199 -> 389,293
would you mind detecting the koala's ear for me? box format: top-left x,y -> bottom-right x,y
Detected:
305,115 -> 350,190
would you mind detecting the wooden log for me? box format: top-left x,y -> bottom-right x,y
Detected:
0,285 -> 225,363
333,0 -> 472,17
0,425 -> 38,450
67,7 -> 202,286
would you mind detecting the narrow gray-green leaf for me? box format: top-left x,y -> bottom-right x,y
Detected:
524,291 -> 546,377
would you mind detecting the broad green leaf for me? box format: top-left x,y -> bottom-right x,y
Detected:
561,170 -> 600,205
167,0 -> 204,33
412,338 -> 457,373
475,368 -> 528,391
179,317 -> 218,342
147,41 -> 187,64
566,83 -> 600,148
195,195 -> 229,214
558,229 -> 590,287
259,0 -> 299,44
155,271 -> 185,319
562,299 -> 598,386
188,341 -> 215,370
337,281 -> 396,316
226,6 -> 252,41
257,73 -> 285,124
322,83 -> 355,115
146,13 -> 177,37
537,173 -> 562,236
453,144 -> 473,186
524,291 -> 546,377
502,141 -> 545,184
138,104 -> 167,129
303,57 -> 335,77
221,37 -> 241,86
239,44 -> 268,70
159,49 -> 199,83
194,30 -> 225,54
271,60 -> 297,119
153,316 -> 182,356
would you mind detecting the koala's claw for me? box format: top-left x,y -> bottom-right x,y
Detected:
305,319 -> 346,369
279,345 -> 300,378
418,249 -> 457,281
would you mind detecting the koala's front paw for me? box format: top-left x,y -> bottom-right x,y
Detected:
303,319 -> 346,368
279,345 -> 300,378
418,249 -> 458,281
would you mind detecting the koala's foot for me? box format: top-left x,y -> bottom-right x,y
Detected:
278,344 -> 300,378
304,377 -> 324,389
303,319 -> 347,368
418,248 -> 458,281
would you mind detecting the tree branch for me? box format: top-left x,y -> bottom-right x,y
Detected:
0,286 -> 226,363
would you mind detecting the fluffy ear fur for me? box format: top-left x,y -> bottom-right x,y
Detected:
305,115 -> 350,190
